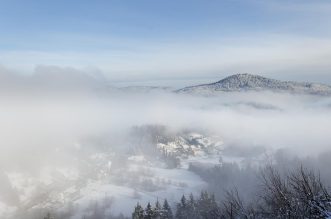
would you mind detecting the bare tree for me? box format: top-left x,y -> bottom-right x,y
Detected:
288,166 -> 331,218
259,165 -> 293,218
259,165 -> 331,218
222,188 -> 257,219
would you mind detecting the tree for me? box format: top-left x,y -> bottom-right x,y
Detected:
176,195 -> 189,219
194,191 -> 222,219
153,199 -> 162,219
209,194 -> 221,218
196,191 -> 210,218
145,202 -> 154,219
161,199 -> 173,219
222,189 -> 248,219
129,165 -> 331,219
132,203 -> 144,219
260,165 -> 293,218
260,165 -> 331,218
187,193 -> 197,219
288,166 -> 331,218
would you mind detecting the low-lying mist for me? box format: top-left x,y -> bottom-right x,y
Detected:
1,69 -> 331,218
1,85 -> 330,165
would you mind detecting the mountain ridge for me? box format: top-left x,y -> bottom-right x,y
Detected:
177,73 -> 331,96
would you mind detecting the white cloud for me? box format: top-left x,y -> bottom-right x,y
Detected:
1,35 -> 331,83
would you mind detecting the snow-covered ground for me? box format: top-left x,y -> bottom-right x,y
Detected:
0,131 -> 266,218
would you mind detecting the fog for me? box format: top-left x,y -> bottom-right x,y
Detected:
0,69 -> 331,218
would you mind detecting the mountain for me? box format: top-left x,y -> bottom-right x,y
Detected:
177,73 -> 331,95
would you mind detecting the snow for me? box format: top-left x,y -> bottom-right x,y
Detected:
177,73 -> 331,96
71,164 -> 206,217
0,131 -> 262,218
128,155 -> 146,162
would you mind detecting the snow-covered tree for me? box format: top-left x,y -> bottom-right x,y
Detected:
153,199 -> 162,219
132,202 -> 144,219
144,202 -> 154,219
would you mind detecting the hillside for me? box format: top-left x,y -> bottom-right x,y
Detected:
177,73 -> 331,95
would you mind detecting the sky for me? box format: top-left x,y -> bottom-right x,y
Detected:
0,0 -> 331,85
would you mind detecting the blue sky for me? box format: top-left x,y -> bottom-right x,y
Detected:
1,0 -> 331,84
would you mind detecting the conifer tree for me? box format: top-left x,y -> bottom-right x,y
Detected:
153,199 -> 162,219
145,202 -> 154,219
176,195 -> 189,219
132,202 -> 144,219
197,191 -> 212,219
187,193 -> 197,219
161,199 -> 173,219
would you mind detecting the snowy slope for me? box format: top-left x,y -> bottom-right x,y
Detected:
0,126 -> 272,219
177,73 -> 331,96
0,131 -> 226,218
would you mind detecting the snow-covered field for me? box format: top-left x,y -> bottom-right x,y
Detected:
1,131 -> 239,218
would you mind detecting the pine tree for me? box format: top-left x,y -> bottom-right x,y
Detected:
197,191 -> 212,219
161,199 -> 173,219
132,202 -> 144,219
187,193 -> 197,219
145,202 -> 154,219
176,195 -> 189,219
153,199 -> 162,219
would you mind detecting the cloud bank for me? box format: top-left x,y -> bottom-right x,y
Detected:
0,69 -> 330,171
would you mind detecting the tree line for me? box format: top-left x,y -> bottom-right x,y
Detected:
132,166 -> 331,219
42,165 -> 331,219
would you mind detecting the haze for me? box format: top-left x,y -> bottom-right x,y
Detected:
1,1 -> 331,218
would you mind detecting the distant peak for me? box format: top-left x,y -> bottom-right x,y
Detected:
218,73 -> 268,82
177,73 -> 331,96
